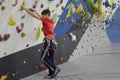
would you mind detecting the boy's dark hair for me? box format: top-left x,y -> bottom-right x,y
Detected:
41,9 -> 51,17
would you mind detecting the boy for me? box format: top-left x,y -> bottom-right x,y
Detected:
21,5 -> 61,79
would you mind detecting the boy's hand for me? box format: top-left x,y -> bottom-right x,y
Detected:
28,8 -> 36,12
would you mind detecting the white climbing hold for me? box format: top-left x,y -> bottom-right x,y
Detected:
69,33 -> 77,41
23,61 -> 26,64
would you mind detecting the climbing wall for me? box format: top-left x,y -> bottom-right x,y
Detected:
0,0 -> 68,58
0,0 -> 120,80
69,0 -> 120,60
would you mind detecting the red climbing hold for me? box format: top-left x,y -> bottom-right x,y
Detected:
0,34 -> 3,41
59,57 -> 64,62
61,20 -> 65,24
16,23 -> 24,33
3,34 -> 10,41
40,64 -> 44,69
61,6 -> 64,10
12,0 -> 18,7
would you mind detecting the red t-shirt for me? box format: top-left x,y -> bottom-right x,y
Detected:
40,16 -> 54,39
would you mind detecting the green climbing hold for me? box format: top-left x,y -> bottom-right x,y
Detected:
1,5 -> 6,10
51,14 -> 58,23
85,12 -> 91,20
86,0 -> 94,8
35,26 -> 41,40
21,32 -> 26,37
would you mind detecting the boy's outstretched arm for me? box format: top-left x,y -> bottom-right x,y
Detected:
21,5 -> 40,20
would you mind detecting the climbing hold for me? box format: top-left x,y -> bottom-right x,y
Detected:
38,49 -> 41,52
26,44 -> 29,47
21,32 -> 26,37
70,17 -> 74,23
108,0 -> 113,5
0,0 -> 4,5
112,3 -> 116,10
0,34 -> 3,41
85,12 -> 91,20
66,2 -> 74,18
4,52 -> 7,55
59,57 -> 64,62
103,0 -> 110,8
12,0 -> 18,7
51,9 -> 55,13
16,23 -> 24,33
19,0 -> 26,11
21,15 -> 26,19
35,26 -> 41,40
81,21 -> 85,26
51,13 -> 58,23
56,3 -> 60,7
69,33 -> 77,41
71,7 -> 75,14
1,5 -> 6,10
32,0 -> 38,9
3,33 -> 10,41
61,20 -> 65,24
101,10 -> 106,19
40,3 -> 44,8
23,61 -> 26,64
0,75 -> 7,80
75,3 -> 83,14
40,64 -> 44,69
86,0 -> 94,8
61,6 -> 64,10
60,0 -> 63,4
8,14 -> 16,26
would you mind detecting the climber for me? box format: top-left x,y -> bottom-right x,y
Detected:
21,5 -> 61,79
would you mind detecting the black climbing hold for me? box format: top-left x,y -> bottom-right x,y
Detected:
60,0 -> 63,4
41,4 -> 44,8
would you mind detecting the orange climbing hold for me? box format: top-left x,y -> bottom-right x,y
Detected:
12,0 -> 18,7
40,64 -> 44,69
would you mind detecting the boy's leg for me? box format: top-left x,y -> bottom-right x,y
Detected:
41,51 -> 54,76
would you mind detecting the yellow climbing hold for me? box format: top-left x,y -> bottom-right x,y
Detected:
108,0 -> 113,5
101,10 -> 106,19
35,26 -> 42,40
66,2 -> 74,18
94,1 -> 99,9
0,75 -> 7,80
75,3 -> 83,14
8,14 -> 16,26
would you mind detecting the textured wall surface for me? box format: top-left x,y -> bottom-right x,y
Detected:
0,0 -> 120,80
